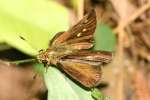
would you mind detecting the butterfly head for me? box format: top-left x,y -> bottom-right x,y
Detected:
37,49 -> 49,66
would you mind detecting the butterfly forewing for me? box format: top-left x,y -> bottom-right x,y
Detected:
49,9 -> 96,46
67,9 -> 96,41
49,31 -> 65,46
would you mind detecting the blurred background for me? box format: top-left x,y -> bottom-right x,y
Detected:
0,0 -> 150,100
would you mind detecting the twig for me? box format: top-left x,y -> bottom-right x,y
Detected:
77,0 -> 84,20
133,70 -> 150,100
136,46 -> 150,61
139,32 -> 150,49
115,2 -> 150,33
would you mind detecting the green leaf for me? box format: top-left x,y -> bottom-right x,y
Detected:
71,0 -> 80,10
0,0 -> 69,56
94,24 -> 116,51
44,66 -> 94,100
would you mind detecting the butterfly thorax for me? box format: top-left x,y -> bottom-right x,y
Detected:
37,45 -> 74,65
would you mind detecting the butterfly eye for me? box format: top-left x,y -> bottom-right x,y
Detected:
42,60 -> 48,66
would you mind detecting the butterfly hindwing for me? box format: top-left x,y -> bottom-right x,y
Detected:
57,50 -> 112,87
58,58 -> 101,88
62,50 -> 112,63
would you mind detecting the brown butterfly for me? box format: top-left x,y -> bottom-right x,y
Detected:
37,9 -> 112,88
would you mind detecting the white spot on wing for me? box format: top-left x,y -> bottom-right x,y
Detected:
77,33 -> 82,37
82,28 -> 87,32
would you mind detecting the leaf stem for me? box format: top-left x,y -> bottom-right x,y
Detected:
11,58 -> 36,65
